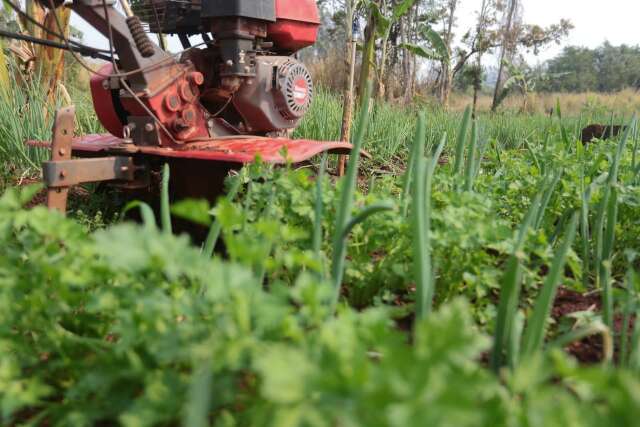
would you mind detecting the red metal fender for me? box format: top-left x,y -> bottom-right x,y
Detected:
27,134 -> 368,164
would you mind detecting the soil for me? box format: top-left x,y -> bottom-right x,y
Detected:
15,177 -> 92,210
551,287 -> 604,363
392,285 -> 634,365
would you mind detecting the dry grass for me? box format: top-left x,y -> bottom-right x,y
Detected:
449,89 -> 640,117
306,50 -> 349,93
307,49 -> 640,119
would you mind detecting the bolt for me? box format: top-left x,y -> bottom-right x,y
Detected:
225,59 -> 234,67
120,166 -> 129,172
244,66 -> 252,73
59,170 -> 67,179
58,148 -> 66,156
145,123 -> 155,132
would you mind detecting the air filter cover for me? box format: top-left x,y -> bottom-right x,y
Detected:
274,59 -> 313,120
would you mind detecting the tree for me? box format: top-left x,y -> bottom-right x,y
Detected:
539,46 -> 597,92
338,0 -> 357,176
491,0 -> 573,111
0,1 -> 72,106
356,0 -> 421,101
465,0 -> 499,116
537,43 -> 640,93
491,0 -> 519,112
435,0 -> 458,107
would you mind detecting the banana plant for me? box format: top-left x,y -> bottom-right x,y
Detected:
0,40 -> 10,97
357,0 -> 448,100
2,1 -> 72,108
366,0 -> 418,98
495,59 -> 569,113
399,24 -> 450,63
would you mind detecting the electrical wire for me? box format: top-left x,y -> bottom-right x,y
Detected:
4,0 -> 111,54
98,0 -> 179,144
6,0 -> 215,79
40,0 -> 212,79
97,0 -> 232,144
0,28 -> 113,60
41,0 -> 225,144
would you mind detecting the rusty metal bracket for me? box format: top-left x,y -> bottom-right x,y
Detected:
46,107 -> 76,213
45,107 -> 138,214
43,157 -> 136,188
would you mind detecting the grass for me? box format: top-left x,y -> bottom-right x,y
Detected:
0,78 -> 631,179
2,78 -> 640,424
295,86 -> 632,172
0,75 -> 101,175
450,88 -> 640,117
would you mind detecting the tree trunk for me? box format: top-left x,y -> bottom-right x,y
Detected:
491,0 -> 518,112
472,67 -> 481,118
438,1 -> 458,108
377,41 -> 388,100
472,0 -> 488,118
403,5 -> 418,103
338,0 -> 357,176
439,62 -> 452,107
357,9 -> 377,101
400,13 -> 411,101
376,0 -> 390,100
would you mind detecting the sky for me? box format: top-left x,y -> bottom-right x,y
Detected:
456,0 -> 640,63
70,0 -> 640,62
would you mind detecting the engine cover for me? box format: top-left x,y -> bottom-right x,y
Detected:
233,56 -> 313,133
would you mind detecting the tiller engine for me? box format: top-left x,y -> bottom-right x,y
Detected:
27,0 -> 353,212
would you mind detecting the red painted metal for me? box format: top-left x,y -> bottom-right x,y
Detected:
268,0 -> 319,52
90,63 -> 125,138
274,0 -> 320,23
90,63 -> 210,146
27,134 -> 356,164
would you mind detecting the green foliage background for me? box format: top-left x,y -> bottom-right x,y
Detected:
1,184 -> 640,426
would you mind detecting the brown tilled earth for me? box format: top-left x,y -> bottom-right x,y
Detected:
552,287 -> 604,363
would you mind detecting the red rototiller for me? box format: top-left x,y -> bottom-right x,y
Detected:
23,0 -> 354,212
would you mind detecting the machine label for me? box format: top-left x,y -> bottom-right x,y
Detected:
293,79 -> 308,105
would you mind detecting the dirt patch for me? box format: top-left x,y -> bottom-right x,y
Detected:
394,286 -> 627,365
552,287 -> 601,319
552,287 -> 636,364
551,287 -> 603,363
14,177 -> 92,210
